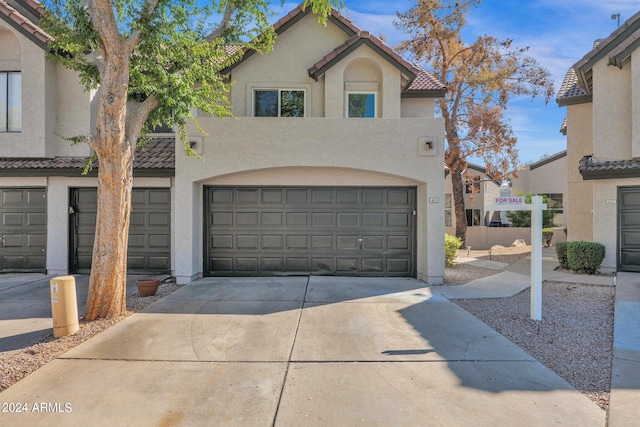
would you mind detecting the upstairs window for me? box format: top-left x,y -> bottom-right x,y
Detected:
254,89 -> 305,117
347,92 -> 376,118
0,72 -> 21,132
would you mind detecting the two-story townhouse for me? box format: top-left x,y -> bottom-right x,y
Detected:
0,0 -> 173,275
177,4 -> 447,283
557,10 -> 640,273
0,2 -> 447,283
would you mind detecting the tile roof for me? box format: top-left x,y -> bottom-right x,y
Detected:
556,68 -> 590,105
529,150 -> 566,170
307,30 -> 444,95
0,0 -> 52,48
579,155 -> 640,180
559,116 -> 567,135
0,137 -> 175,175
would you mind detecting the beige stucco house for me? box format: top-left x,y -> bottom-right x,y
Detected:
0,3 -> 447,283
178,5 -> 446,284
557,10 -> 640,272
510,151 -> 567,228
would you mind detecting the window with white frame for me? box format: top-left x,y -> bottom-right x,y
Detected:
0,71 -> 21,132
254,89 -> 305,117
346,92 -> 376,118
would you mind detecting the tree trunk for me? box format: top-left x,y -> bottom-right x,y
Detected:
83,23 -> 134,320
83,148 -> 134,320
451,162 -> 468,247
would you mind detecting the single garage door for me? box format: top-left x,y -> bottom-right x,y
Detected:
70,188 -> 171,274
0,188 -> 46,273
619,186 -> 640,272
205,187 -> 416,277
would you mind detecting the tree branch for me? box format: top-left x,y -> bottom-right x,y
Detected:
126,0 -> 162,51
206,1 -> 235,41
125,95 -> 161,143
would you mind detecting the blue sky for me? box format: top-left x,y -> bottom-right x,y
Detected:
268,1 -> 639,165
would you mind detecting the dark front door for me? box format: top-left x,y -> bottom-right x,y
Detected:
204,187 -> 416,277
0,188 -> 46,272
70,188 -> 171,274
619,186 -> 640,272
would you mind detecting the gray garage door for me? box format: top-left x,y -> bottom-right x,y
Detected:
619,186 -> 640,272
205,187 -> 416,277
0,188 -> 46,273
70,188 -> 171,274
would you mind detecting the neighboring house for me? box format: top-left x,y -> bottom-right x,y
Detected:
0,3 -> 447,283
444,163 -> 502,233
0,0 -> 173,275
557,10 -> 640,273
510,150 -> 567,227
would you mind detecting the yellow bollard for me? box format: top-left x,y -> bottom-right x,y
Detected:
50,276 -> 79,338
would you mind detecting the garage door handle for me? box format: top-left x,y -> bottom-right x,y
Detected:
357,238 -> 363,249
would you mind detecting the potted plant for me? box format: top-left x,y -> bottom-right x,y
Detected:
136,278 -> 161,297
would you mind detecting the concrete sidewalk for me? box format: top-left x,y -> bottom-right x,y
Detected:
0,276 -> 604,426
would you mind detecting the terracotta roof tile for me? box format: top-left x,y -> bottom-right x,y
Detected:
0,0 -> 52,46
579,155 -> 640,180
0,137 -> 175,172
406,69 -> 445,92
556,68 -> 587,101
560,116 -> 567,135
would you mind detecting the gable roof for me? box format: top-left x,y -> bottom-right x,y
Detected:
0,137 -> 175,177
571,11 -> 640,96
225,3 -> 445,97
0,0 -> 52,49
529,150 -> 566,170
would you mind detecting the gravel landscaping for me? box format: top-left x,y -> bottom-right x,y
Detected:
1,251 -> 616,411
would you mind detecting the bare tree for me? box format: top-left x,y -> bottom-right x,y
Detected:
395,0 -> 554,244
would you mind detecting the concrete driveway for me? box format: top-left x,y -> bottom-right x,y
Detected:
0,276 -> 604,426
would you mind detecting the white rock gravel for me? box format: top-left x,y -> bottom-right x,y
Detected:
0,277 -> 182,393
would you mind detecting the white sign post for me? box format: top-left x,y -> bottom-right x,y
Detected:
485,195 -> 546,321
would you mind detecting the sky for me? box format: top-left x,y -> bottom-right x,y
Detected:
267,0 -> 640,166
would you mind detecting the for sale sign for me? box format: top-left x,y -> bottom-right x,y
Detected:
494,196 -> 525,205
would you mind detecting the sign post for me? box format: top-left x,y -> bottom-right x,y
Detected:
485,195 -> 546,321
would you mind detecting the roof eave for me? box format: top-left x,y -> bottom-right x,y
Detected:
402,89 -> 447,98
557,93 -> 592,107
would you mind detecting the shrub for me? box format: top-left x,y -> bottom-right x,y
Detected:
566,241 -> 605,274
555,241 -> 568,269
542,228 -> 554,247
445,234 -> 463,267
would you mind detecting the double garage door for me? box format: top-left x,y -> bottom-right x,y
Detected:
70,188 -> 171,274
205,187 -> 416,277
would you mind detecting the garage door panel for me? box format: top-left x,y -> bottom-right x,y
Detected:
619,187 -> 640,272
71,188 -> 170,274
206,187 -> 415,277
0,188 -> 47,272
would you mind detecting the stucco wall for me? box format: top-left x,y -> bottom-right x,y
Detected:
592,58 -> 632,160
0,22 -> 92,159
230,13 -> 346,118
566,102 -> 593,242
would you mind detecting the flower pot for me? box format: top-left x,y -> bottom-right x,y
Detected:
136,279 -> 161,297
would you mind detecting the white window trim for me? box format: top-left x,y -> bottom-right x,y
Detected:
251,87 -> 307,118
345,91 -> 377,118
